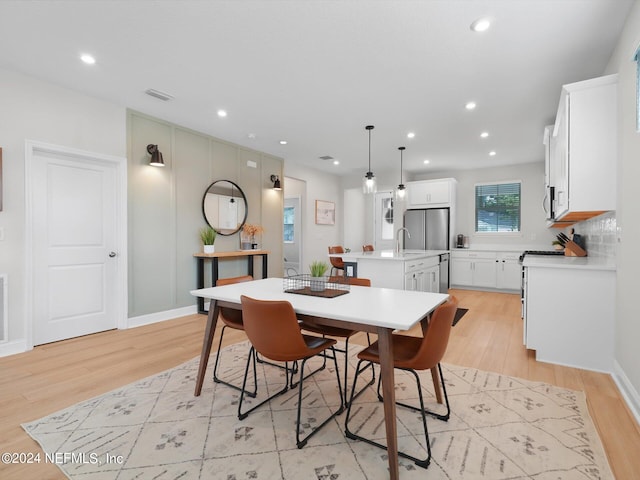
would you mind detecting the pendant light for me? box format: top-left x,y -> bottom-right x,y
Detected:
396,146 -> 406,200
362,125 -> 377,194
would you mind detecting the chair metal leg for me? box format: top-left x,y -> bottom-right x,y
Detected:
296,346 -> 344,449
238,347 -> 290,421
213,325 -> 257,398
345,360 -> 440,469
376,363 -> 450,421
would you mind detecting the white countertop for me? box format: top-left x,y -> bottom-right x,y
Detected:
331,249 -> 448,261
523,255 -> 616,271
191,277 -> 449,330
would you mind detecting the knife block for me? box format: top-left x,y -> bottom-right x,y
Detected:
564,241 -> 587,257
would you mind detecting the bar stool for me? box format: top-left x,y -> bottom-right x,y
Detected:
328,245 -> 345,276
344,296 -> 459,469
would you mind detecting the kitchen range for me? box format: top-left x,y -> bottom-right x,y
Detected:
519,250 -> 564,319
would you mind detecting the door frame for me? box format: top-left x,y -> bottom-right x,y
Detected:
24,140 -> 128,350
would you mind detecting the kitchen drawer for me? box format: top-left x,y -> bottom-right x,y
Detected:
450,250 -> 497,261
404,256 -> 439,273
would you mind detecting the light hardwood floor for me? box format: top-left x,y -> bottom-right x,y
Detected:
1,289 -> 638,479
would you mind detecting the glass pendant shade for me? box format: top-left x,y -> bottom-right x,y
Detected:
362,125 -> 377,194
362,171 -> 377,194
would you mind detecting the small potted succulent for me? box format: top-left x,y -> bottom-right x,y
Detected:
200,226 -> 217,254
309,260 -> 329,291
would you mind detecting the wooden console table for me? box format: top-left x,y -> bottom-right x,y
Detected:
193,250 -> 269,314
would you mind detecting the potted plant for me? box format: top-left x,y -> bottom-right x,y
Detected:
241,223 -> 264,250
200,226 -> 217,254
309,260 -> 329,291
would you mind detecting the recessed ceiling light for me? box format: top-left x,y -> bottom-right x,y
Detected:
248,133 -> 256,139
489,151 -> 497,156
80,54 -> 96,65
465,101 -> 477,110
333,160 -> 340,165
423,159 -> 430,164
470,17 -> 491,32
217,109 -> 227,118
279,140 -> 288,145
407,132 -> 416,139
480,132 -> 489,138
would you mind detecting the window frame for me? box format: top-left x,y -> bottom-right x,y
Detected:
473,180 -> 522,235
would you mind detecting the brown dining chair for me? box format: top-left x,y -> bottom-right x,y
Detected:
237,295 -> 344,449
362,244 -> 374,252
344,295 -> 459,469
212,275 -> 257,397
328,245 -> 345,276
298,276 -> 375,405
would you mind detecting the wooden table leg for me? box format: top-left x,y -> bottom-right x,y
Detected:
421,315 -> 443,404
377,327 -> 399,480
194,300 -> 219,396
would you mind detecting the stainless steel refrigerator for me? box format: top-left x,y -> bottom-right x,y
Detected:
403,208 -> 450,293
403,208 -> 450,251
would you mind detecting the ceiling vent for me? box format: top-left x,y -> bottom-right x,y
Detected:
319,155 -> 334,161
145,89 -> 174,101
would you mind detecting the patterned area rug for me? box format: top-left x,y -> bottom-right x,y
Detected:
23,341 -> 614,479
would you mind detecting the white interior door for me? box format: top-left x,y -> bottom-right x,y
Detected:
29,145 -> 123,345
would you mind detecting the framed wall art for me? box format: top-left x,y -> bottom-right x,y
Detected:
315,200 -> 335,225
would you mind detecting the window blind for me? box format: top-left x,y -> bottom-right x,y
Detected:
475,182 -> 521,232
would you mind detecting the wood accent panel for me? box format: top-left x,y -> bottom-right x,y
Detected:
1,289 -> 638,479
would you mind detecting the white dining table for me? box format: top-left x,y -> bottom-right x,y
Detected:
191,277 -> 449,480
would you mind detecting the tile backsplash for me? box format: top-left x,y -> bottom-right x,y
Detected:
572,211 -> 616,259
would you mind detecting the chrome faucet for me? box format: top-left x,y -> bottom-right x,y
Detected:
396,227 -> 411,253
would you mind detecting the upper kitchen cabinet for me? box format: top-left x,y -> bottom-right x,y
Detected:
406,178 -> 457,208
547,74 -> 617,226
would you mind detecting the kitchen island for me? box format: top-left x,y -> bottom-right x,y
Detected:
330,249 -> 448,292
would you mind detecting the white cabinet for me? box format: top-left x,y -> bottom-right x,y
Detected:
404,256 -> 440,293
524,264 -> 614,372
547,74 -> 617,225
450,251 -> 497,289
406,178 -> 456,208
496,252 -> 521,290
451,250 -> 520,291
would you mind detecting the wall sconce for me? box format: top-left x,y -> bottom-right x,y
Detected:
270,174 -> 282,190
147,144 -> 164,167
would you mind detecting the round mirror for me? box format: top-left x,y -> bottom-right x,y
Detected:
202,180 -> 248,236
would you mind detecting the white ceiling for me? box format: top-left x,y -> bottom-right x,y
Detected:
0,0 -> 633,177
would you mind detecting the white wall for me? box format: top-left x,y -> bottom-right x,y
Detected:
284,163 -> 342,274
0,68 -> 126,354
603,0 -> 640,420
412,162 -> 557,249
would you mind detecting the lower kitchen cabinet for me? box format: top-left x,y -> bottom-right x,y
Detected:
404,257 -> 440,293
496,252 -> 521,290
451,250 -> 521,291
524,264 -> 614,372
451,251 -> 497,289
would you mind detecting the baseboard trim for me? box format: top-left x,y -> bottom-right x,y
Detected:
0,339 -> 30,357
613,360 -> 640,427
127,305 -> 199,329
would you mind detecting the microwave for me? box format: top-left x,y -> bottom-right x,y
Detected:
543,185 -> 555,221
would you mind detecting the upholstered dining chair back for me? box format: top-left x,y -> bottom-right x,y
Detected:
216,275 -> 253,327
240,295 -> 315,363
362,244 -> 374,252
407,296 -> 458,371
327,276 -> 371,287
